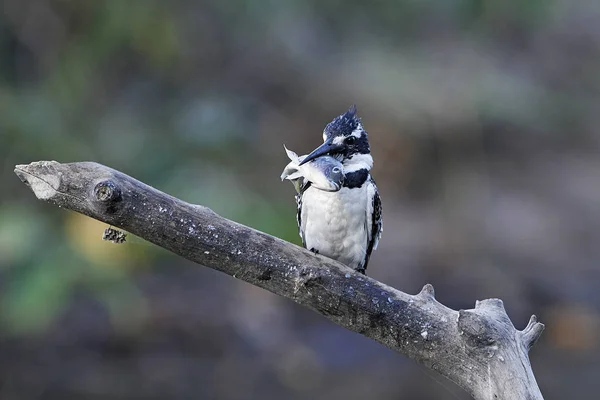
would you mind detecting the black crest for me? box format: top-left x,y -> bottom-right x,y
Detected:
322,105 -> 370,157
324,105 -> 362,139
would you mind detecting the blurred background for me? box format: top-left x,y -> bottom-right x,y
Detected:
1,0 -> 599,399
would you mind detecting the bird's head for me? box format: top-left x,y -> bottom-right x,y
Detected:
299,105 -> 372,171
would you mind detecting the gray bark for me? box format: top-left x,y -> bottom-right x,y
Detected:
14,161 -> 545,400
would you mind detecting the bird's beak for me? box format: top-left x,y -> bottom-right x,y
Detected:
299,138 -> 343,165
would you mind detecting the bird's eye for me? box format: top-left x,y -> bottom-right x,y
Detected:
332,167 -> 340,173
345,136 -> 356,145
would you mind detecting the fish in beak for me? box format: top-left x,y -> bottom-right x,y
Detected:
281,145 -> 343,192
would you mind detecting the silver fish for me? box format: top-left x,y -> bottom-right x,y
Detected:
281,145 -> 343,193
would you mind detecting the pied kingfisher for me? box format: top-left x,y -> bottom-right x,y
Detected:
290,105 -> 382,274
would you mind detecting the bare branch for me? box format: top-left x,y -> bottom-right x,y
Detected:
14,161 -> 545,400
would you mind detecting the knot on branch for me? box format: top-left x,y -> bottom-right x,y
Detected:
94,180 -> 121,203
519,314 -> 545,350
93,180 -> 123,215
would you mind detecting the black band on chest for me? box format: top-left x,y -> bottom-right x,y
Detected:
343,169 -> 369,188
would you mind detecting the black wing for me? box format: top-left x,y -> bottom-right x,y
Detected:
362,177 -> 382,273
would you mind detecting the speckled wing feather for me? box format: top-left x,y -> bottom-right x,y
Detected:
363,176 -> 382,272
295,181 -> 311,247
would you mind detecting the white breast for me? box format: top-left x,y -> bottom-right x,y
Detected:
301,185 -> 369,270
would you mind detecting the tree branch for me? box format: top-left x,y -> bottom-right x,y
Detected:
14,161 -> 545,400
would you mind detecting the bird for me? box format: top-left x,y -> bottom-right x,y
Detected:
289,105 -> 382,274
